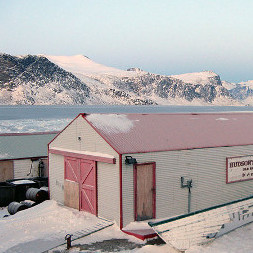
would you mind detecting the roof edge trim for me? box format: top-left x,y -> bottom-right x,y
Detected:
121,144 -> 253,155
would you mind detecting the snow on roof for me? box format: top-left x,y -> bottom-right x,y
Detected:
86,114 -> 134,134
0,132 -> 58,160
0,153 -> 9,159
171,71 -> 218,85
45,55 -> 143,77
84,113 -> 253,154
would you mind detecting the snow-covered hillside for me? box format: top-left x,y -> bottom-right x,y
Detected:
171,71 -> 221,86
239,80 -> 253,88
0,53 -> 251,105
46,55 -> 145,78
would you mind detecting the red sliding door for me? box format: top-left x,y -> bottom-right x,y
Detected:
80,160 -> 97,214
65,157 -> 97,215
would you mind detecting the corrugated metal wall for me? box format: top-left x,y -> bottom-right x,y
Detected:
122,145 -> 253,227
97,161 -> 120,223
14,159 -> 39,179
49,115 -> 120,225
49,153 -> 64,204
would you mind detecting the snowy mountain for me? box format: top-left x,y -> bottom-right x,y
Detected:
0,53 -> 249,105
0,54 -> 90,105
221,80 -> 253,105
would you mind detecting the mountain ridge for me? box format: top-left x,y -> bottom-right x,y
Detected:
0,53 -> 251,106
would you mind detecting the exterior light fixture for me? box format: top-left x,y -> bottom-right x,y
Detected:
125,156 -> 137,165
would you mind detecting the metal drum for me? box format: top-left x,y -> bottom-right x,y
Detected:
25,188 -> 49,203
20,200 -> 37,208
8,202 -> 28,215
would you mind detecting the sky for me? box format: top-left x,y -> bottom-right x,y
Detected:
0,0 -> 253,83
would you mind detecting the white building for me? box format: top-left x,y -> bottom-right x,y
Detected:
48,113 -> 253,235
0,132 -> 58,181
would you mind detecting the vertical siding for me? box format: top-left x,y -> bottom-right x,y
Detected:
0,161 -> 14,181
49,153 -> 64,204
41,158 -> 48,177
122,160 -> 134,227
13,159 -> 39,179
122,145 -> 253,227
97,162 -> 120,223
49,115 -> 120,225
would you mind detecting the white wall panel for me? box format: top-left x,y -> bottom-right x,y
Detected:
122,145 -> 253,227
14,159 -> 39,179
49,115 -> 118,157
49,153 -> 64,204
97,162 -> 120,225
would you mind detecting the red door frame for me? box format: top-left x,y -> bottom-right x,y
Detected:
64,156 -> 98,216
134,162 -> 156,221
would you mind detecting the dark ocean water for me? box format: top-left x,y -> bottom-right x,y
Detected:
0,105 -> 253,133
1,105 -> 253,120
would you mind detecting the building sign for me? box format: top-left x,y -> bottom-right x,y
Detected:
226,155 -> 253,183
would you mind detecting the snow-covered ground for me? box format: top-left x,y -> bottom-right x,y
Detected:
0,200 -> 116,252
0,207 -> 8,217
1,200 -> 253,253
59,220 -> 253,253
0,200 -> 144,253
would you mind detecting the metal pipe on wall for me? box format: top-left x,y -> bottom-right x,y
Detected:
181,177 -> 193,213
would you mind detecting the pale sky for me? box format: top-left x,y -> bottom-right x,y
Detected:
0,0 -> 253,83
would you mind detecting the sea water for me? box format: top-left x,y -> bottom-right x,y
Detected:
0,105 -> 253,133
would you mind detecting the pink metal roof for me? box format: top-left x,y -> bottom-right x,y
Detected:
83,113 -> 253,154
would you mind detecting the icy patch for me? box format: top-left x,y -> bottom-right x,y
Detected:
10,180 -> 35,185
136,245 -> 175,253
216,118 -> 229,121
87,114 -> 134,133
0,153 -> 9,159
123,221 -> 151,230
0,118 -> 71,133
0,208 -> 8,218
